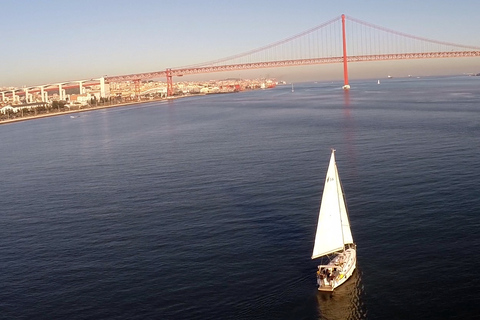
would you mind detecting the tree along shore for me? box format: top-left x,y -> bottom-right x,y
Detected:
0,93 -> 205,125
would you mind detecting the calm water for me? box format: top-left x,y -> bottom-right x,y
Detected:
1,76 -> 479,319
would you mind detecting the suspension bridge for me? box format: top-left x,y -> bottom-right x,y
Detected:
107,14 -> 480,95
3,14 -> 480,101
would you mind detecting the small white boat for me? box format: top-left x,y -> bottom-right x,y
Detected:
377,80 -> 380,85
312,149 -> 356,292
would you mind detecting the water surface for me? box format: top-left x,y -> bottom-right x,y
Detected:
1,76 -> 479,319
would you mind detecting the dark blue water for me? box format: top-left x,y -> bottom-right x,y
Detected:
1,76 -> 479,319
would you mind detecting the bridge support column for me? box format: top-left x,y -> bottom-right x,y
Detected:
40,86 -> 45,102
99,77 -> 106,98
134,79 -> 141,100
166,69 -> 173,97
78,81 -> 84,95
58,83 -> 63,100
341,14 -> 350,90
24,88 -> 29,103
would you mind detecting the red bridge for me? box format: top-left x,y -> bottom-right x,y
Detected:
3,14 -> 480,100
105,14 -> 480,95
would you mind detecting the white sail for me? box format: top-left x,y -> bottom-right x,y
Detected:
336,159 -> 353,246
312,150 -> 353,259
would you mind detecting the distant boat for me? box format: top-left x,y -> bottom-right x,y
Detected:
291,83 -> 294,92
387,75 -> 393,79
312,149 -> 357,292
377,80 -> 380,85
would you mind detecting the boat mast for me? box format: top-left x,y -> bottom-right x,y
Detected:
333,151 -> 347,252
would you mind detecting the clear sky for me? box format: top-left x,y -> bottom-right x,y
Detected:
1,0 -> 480,87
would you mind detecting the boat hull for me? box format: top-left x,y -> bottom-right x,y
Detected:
317,247 -> 356,291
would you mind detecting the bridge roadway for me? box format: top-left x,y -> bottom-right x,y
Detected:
1,80 -> 101,100
105,51 -> 480,83
3,50 -> 479,101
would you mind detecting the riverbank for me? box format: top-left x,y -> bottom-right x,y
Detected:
0,95 -> 185,126
0,84 -> 279,126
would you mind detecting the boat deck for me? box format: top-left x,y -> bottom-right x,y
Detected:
318,285 -> 334,292
316,247 -> 356,291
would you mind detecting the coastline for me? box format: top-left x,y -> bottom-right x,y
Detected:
0,96 -> 184,126
0,85 -> 277,126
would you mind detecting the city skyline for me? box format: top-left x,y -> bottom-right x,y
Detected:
2,0 -> 480,88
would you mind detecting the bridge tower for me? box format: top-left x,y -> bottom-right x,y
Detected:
166,69 -> 173,97
341,14 -> 350,90
134,79 -> 141,100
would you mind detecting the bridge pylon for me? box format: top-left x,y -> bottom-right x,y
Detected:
166,69 -> 173,97
341,14 -> 350,90
134,79 -> 141,100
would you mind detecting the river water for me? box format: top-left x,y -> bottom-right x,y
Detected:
1,76 -> 479,319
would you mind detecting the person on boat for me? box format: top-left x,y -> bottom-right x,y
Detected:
327,269 -> 335,285
318,268 -> 325,280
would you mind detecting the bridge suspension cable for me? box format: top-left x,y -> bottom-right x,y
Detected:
345,15 -> 480,57
105,14 -> 480,87
179,15 -> 342,68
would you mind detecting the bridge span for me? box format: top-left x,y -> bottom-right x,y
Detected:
3,14 -> 480,102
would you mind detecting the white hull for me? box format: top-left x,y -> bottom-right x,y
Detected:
317,247 -> 356,292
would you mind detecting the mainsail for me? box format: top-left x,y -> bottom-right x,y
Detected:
312,151 -> 353,259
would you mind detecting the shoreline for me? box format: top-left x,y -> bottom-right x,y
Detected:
0,95 -> 186,126
0,86 -> 276,126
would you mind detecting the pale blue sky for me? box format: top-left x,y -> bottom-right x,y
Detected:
1,0 -> 480,87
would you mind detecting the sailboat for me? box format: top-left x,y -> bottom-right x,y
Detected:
312,149 -> 356,292
291,83 -> 294,92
